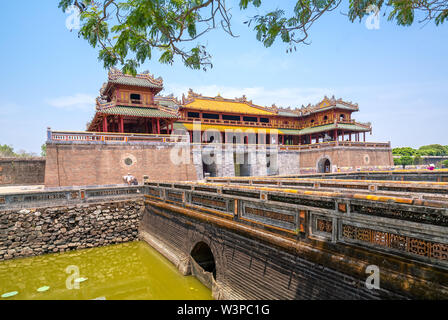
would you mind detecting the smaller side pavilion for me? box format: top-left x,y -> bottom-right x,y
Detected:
88,68 -> 178,134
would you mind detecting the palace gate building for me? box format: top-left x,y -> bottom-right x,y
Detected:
44,69 -> 393,187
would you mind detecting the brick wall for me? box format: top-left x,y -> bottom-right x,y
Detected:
44,142 -> 393,187
297,146 -> 393,173
44,143 -> 199,187
0,158 -> 46,186
0,200 -> 143,261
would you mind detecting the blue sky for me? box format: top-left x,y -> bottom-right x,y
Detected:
0,1 -> 447,154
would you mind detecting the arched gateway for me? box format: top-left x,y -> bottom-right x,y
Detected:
317,157 -> 332,173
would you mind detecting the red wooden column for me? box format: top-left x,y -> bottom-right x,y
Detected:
119,116 -> 124,133
157,119 -> 160,134
363,132 -> 366,142
103,116 -> 108,133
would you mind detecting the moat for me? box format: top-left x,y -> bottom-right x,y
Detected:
0,241 -> 212,300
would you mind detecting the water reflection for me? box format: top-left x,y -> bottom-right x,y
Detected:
0,241 -> 212,300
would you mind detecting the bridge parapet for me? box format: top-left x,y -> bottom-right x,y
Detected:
0,185 -> 145,210
204,177 -> 448,202
144,180 -> 448,271
235,169 -> 448,182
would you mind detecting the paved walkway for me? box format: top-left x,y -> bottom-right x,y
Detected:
0,185 -> 45,195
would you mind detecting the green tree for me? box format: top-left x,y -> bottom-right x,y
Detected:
0,144 -> 16,157
400,155 -> 413,168
393,157 -> 401,166
392,147 -> 416,157
41,144 -> 47,157
418,144 -> 448,156
58,0 -> 448,73
442,159 -> 448,168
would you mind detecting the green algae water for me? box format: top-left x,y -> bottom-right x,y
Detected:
0,241 -> 212,300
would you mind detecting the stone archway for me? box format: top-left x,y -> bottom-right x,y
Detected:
317,157 -> 332,173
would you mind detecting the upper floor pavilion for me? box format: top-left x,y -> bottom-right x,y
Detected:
87,69 -> 373,146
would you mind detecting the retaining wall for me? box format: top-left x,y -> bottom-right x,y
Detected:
0,158 -> 45,186
0,200 -> 144,261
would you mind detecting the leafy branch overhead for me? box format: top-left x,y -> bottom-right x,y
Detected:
58,0 -> 448,74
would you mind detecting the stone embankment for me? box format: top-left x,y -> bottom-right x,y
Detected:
0,200 -> 144,261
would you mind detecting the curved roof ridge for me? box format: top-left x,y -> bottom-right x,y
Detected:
108,68 -> 163,87
100,68 -> 164,96
182,89 -> 277,114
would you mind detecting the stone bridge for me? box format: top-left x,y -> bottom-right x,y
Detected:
141,175 -> 448,299
2,172 -> 448,299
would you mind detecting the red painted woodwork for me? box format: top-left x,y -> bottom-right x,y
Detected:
103,116 -> 108,133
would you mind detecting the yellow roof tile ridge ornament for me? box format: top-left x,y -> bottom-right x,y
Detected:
182,91 -> 277,115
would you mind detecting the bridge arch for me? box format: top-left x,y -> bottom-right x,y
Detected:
190,241 -> 217,279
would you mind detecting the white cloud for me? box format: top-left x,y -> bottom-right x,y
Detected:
46,93 -> 96,111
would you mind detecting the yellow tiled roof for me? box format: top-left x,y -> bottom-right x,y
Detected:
184,98 -> 276,116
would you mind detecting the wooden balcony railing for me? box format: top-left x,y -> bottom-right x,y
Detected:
98,99 -> 150,108
180,117 -> 372,131
48,130 -> 186,144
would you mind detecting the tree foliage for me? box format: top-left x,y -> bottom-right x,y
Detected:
442,159 -> 448,167
392,147 -> 416,157
393,144 -> 448,157
58,0 -> 448,74
400,155 -> 413,167
0,145 -> 16,157
418,144 -> 448,156
41,144 -> 47,157
0,144 -> 39,158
